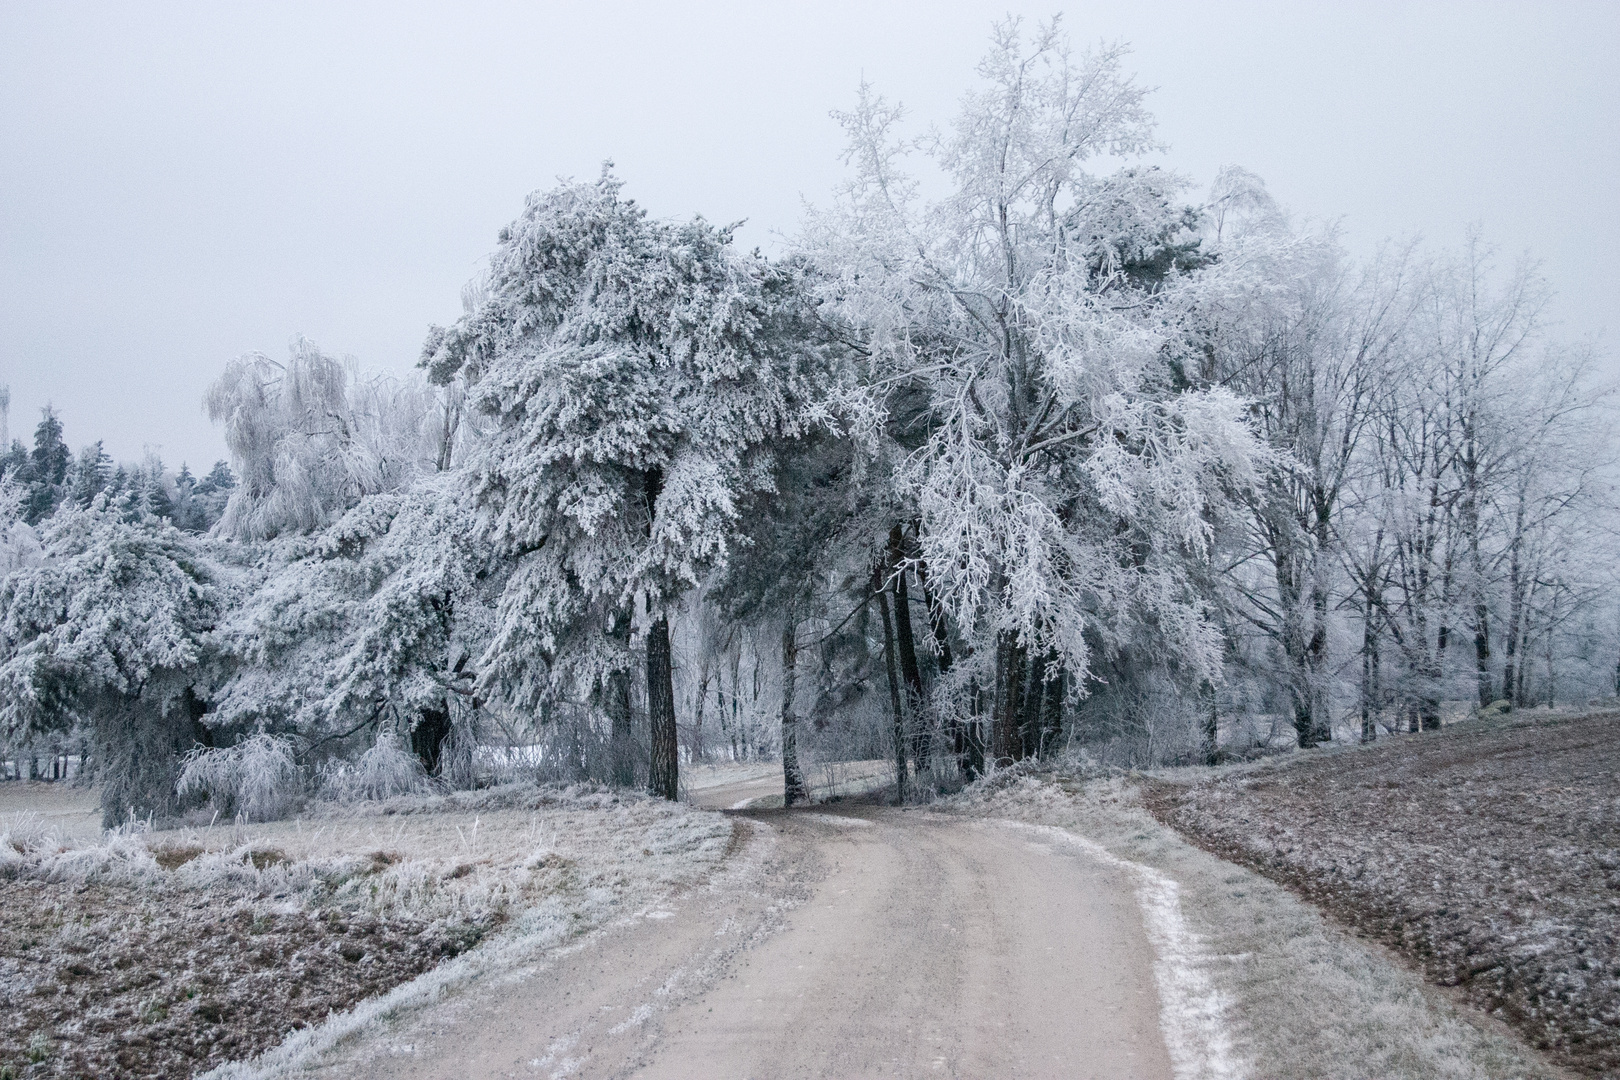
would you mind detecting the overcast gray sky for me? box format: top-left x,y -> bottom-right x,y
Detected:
2,1 -> 1615,471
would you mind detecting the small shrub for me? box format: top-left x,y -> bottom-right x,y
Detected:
176,733 -> 302,822
152,845 -> 204,870
321,736 -> 431,802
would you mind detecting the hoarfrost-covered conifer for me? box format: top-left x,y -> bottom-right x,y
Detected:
422,167 -> 829,798
0,496 -> 222,825
0,475 -> 41,577
210,478 -> 495,772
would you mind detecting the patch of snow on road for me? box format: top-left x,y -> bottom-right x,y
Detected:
998,820 -> 1244,1080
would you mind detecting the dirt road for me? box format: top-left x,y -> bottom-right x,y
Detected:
329,805 -> 1178,1080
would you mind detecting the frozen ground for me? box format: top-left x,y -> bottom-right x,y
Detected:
0,783 -> 730,1079
946,769 -> 1575,1080
241,802 -> 1179,1080
1142,709 -> 1618,1078
2,746 -> 1584,1079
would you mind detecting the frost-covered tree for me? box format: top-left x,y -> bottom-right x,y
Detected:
0,496 -> 222,825
0,475 -> 42,579
1198,219 -> 1422,745
15,407 -> 72,524
803,18 -> 1266,767
209,479 -> 497,774
206,337 -> 451,540
422,168 -> 828,798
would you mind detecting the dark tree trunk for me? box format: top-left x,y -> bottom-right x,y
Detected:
1020,651 -> 1043,759
961,676 -> 985,779
875,566 -> 907,802
781,621 -> 809,806
647,615 -> 679,800
607,665 -> 635,787
1039,652 -> 1064,758
412,704 -> 453,774
1501,503 -> 1525,707
642,466 -> 679,800
1419,692 -> 1442,731
889,526 -> 928,776
606,610 -> 637,787
1202,680 -> 1219,764
991,631 -> 1025,767
1359,622 -> 1375,745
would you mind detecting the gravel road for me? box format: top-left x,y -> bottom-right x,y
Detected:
333,791 -> 1177,1079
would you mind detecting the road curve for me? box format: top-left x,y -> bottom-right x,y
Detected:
336,807 -> 1175,1079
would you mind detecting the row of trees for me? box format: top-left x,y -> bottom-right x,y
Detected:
0,398 -> 236,533
0,19 -> 1613,823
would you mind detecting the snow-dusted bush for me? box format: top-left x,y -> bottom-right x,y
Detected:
321,735 -> 431,802
0,497 -> 224,826
176,732 -> 302,822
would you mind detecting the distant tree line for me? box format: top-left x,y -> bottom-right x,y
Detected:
0,404 -> 235,532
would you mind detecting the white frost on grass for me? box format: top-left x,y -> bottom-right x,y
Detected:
192,786 -> 733,1079
998,820 -> 1242,1080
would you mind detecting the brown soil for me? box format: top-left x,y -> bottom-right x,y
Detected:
1143,709 -> 1620,1079
0,878 -> 491,1079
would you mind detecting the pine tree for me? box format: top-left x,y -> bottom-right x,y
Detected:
0,497 -> 222,825
24,408 -> 70,523
422,167 -> 829,798
69,442 -> 114,507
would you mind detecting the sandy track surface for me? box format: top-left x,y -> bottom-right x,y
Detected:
327,807 -> 1173,1079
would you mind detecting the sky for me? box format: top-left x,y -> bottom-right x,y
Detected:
1,1 -> 1616,471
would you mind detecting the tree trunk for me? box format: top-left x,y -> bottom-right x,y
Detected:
1020,651 -> 1043,758
1038,653 -> 1064,758
780,620 -> 809,806
691,659 -> 710,766
991,631 -> 1025,767
1501,499 -> 1525,707
889,526 -> 928,777
642,466 -> 679,800
646,615 -> 679,800
1359,620 -> 1375,745
1202,680 -> 1219,764
412,704 -> 453,774
875,570 -> 908,802
607,665 -> 635,787
962,675 -> 985,779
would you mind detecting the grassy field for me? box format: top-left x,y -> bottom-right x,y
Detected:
0,783 -> 732,1079
1143,708 -> 1620,1079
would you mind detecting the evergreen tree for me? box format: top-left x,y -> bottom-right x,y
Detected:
422,167 -> 830,798
69,441 -> 114,507
0,496 -> 222,825
24,408 -> 70,524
